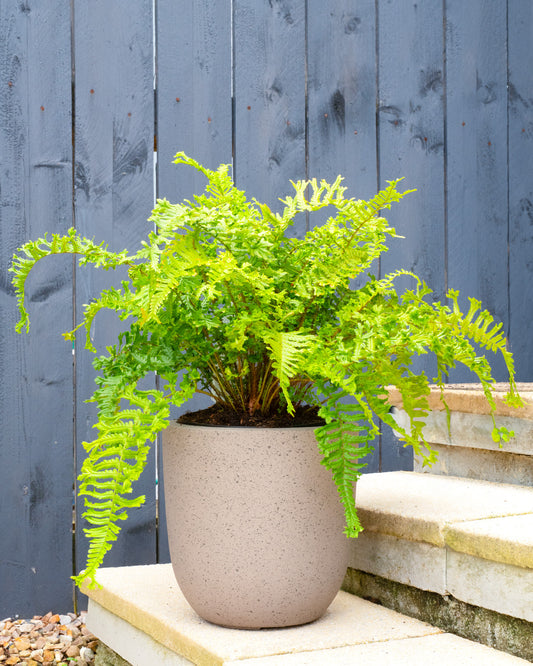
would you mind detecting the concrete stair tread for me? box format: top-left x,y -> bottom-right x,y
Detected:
84,564 -> 529,665
387,382 -> 533,420
357,471 -> 533,553
444,514 -> 533,569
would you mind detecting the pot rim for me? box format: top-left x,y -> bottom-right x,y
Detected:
166,420 -> 323,431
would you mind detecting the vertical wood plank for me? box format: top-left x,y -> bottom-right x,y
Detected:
73,0 -> 157,604
156,1 -> 232,200
307,0 -> 380,473
307,0 -> 377,198
377,0 -> 446,471
0,1 -> 74,615
508,0 -> 533,381
233,0 -> 306,226
377,0 -> 446,295
155,0 -> 232,562
445,0 -> 509,381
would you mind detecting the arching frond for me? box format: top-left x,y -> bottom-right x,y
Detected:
315,390 -> 377,537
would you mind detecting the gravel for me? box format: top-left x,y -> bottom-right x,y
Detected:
0,612 -> 98,666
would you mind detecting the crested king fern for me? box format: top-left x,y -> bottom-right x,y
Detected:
10,152 -> 523,587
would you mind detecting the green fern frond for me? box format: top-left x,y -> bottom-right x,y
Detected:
138,259 -> 191,325
73,385 -> 170,588
263,330 -> 314,413
316,390 -> 377,537
449,292 -> 513,360
445,290 -> 524,420
10,228 -> 132,333
74,371 -> 196,589
67,286 -> 134,351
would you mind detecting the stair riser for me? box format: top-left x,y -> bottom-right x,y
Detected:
350,533 -> 533,623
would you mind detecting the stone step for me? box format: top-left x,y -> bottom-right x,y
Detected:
388,383 -> 533,486
84,563 -> 529,665
346,471 -> 533,659
392,407 -> 533,485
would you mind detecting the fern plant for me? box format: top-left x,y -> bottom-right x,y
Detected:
10,153 -> 523,587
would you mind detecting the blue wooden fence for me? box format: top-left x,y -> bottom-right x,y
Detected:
1,0 -> 532,616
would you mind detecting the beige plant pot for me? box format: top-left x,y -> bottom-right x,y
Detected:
162,422 -> 351,629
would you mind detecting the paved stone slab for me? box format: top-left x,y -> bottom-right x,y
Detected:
387,382 -> 533,420
88,600 -> 191,665
225,633 -> 530,665
84,564 -> 441,665
447,550 -> 533,623
85,565 -> 530,665
357,472 -> 533,546
444,514 -> 533,568
349,530 -> 447,593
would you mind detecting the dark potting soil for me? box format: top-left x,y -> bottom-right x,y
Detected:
177,403 -> 325,428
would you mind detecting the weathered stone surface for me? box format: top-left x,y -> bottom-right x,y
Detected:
86,563 -> 533,664
343,568 -> 533,662
444,514 -> 533,569
223,634 -> 530,665
355,472 -> 533,623
95,642 -> 134,666
349,530 -> 447,593
394,408 -> 533,457
414,443 -> 533,487
387,382 -> 533,420
395,393 -> 533,487
92,614 -> 188,666
447,550 -> 533,623
356,472 -> 533,546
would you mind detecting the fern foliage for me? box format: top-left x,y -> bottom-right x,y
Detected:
315,390 -> 377,537
74,385 -> 169,587
10,154 -> 524,587
262,330 -> 315,413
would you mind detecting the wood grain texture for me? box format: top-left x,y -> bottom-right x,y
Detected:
0,1 -> 74,616
307,0 -> 377,199
377,0 -> 445,294
445,0 -> 509,382
508,0 -> 533,381
72,0 -> 157,605
156,0 -> 232,200
233,0 -> 306,230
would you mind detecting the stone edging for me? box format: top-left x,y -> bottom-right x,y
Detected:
387,383 -> 533,420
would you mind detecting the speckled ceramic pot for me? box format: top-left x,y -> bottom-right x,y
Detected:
162,422 -> 351,629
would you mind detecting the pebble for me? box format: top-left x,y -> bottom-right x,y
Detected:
0,611 -> 97,665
